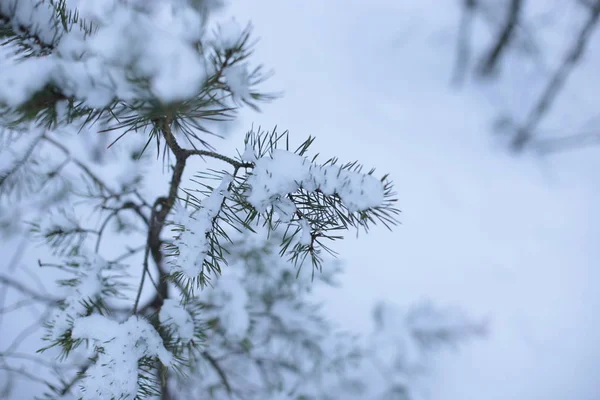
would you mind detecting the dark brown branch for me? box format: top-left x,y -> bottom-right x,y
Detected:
477,0 -> 522,77
136,119 -> 186,313
452,0 -> 477,86
147,119 -> 191,399
184,149 -> 253,169
133,118 -> 253,397
511,1 -> 600,151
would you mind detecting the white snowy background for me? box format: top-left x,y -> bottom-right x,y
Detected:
2,0 -> 599,399
219,1 -> 600,399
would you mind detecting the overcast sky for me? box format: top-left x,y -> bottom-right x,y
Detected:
223,1 -> 600,399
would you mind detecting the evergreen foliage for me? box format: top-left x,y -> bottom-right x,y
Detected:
0,1 -> 485,399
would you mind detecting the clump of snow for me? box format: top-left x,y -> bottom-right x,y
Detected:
241,142 -> 257,163
71,314 -> 173,400
48,252 -> 110,340
0,0 -> 59,47
159,298 -> 195,343
216,18 -> 243,50
224,63 -> 251,103
170,200 -> 192,227
246,149 -> 385,217
199,269 -> 250,339
149,1 -> 205,44
1,0 -> 211,108
0,58 -> 56,107
169,174 -> 232,279
298,218 -> 312,245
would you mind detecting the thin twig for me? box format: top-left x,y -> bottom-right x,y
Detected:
132,243 -> 151,315
0,298 -> 37,314
95,201 -> 148,253
59,360 -> 93,396
0,351 -> 76,371
5,310 -> 51,353
0,133 -> 43,186
478,0 -> 522,77
512,1 -> 600,150
0,235 -> 29,328
0,365 -> 56,388
452,0 -> 477,86
42,133 -> 116,196
535,130 -> 600,153
184,149 -> 253,169
202,351 -> 233,395
0,275 -> 60,305
111,245 -> 146,263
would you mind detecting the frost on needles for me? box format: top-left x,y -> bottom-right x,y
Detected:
0,1 -> 485,399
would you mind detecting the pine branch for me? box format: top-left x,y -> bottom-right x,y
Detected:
0,7 -> 55,55
58,360 -> 92,397
136,119 -> 187,313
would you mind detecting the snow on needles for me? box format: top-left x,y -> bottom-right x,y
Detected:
48,251 -> 111,340
216,17 -> 243,50
159,299 -> 195,343
71,315 -> 173,400
0,1 -> 245,107
168,150 -> 385,278
199,269 -> 250,339
246,149 -> 385,217
224,63 -> 252,103
168,174 -> 232,279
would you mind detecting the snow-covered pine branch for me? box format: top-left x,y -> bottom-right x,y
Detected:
165,128 -> 399,293
0,1 -> 483,399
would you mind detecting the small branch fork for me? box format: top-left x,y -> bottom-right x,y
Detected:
133,118 -> 253,316
129,117 -> 254,399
